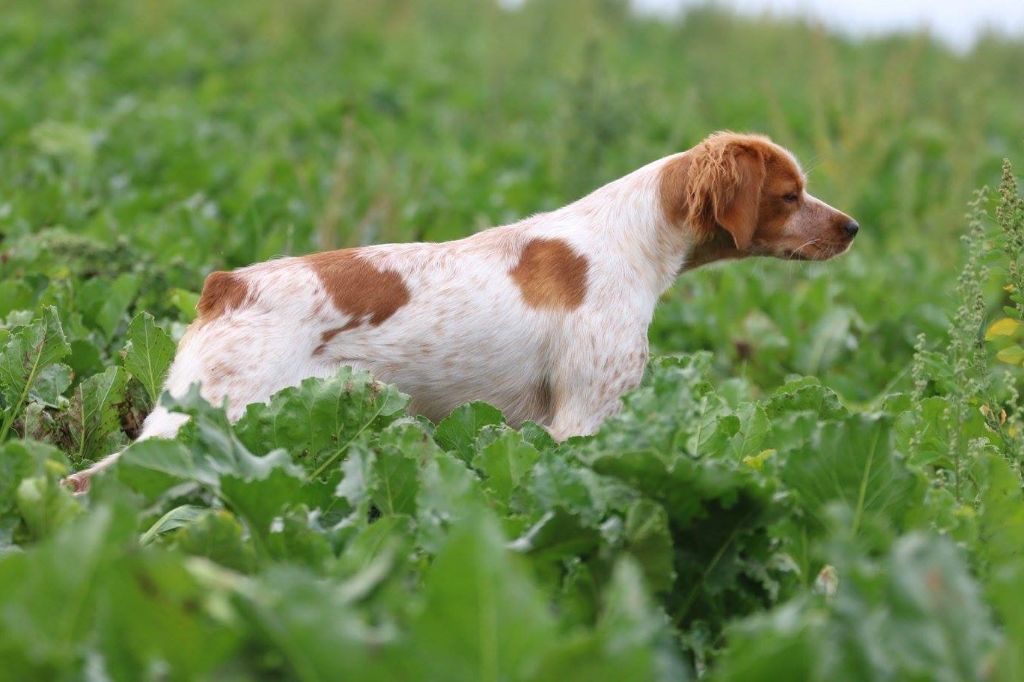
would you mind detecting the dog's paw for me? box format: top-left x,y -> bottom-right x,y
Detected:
62,471 -> 91,495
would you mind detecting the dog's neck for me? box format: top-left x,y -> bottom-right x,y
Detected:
545,156 -> 724,301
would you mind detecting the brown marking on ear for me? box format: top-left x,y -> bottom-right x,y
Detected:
510,238 -> 588,311
667,132 -> 771,249
716,148 -> 766,250
306,249 -> 411,329
658,154 -> 694,227
197,271 -> 251,321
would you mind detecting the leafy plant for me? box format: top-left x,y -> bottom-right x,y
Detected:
1,0 -> 1023,678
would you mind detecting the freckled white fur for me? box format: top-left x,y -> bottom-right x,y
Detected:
68,140 -> 850,489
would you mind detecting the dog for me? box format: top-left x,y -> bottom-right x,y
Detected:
66,131 -> 858,491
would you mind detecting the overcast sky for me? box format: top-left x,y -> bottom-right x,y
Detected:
631,0 -> 1024,50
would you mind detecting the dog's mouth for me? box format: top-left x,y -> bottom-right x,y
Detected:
781,239 -> 853,262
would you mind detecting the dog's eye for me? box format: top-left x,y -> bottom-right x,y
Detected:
782,192 -> 799,203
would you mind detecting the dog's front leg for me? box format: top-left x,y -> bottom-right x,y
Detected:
546,332 -> 648,441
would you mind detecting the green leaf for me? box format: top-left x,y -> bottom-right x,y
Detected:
15,475 -> 82,541
0,281 -> 33,318
0,505 -> 128,675
28,363 -> 72,408
171,510 -> 257,573
368,421 -> 435,516
67,366 -> 128,462
434,401 -> 505,462
140,504 -> 206,545
409,509 -> 558,682
508,507 -> 601,561
168,288 -> 200,322
123,312 -> 175,403
535,558 -> 686,681
234,366 -> 408,477
0,307 -> 70,440
624,499 -> 676,594
66,339 -> 104,382
75,274 -> 139,340
780,414 -> 920,539
472,426 -> 540,506
221,467 -> 307,543
236,565 -> 399,680
713,533 -> 999,682
0,440 -> 70,522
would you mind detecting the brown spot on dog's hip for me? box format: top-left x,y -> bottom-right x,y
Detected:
306,249 -> 411,328
197,271 -> 252,322
510,238 -> 588,311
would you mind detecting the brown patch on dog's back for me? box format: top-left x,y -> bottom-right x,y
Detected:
306,249 -> 411,329
510,238 -> 588,311
197,271 -> 251,321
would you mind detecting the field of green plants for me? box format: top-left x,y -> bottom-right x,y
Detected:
2,0 -> 1024,679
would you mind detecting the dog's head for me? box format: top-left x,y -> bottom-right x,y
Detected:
660,132 -> 858,267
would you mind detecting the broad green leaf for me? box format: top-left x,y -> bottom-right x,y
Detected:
508,508 -> 601,561
235,366 -> 408,476
472,426 -> 540,506
66,339 -> 104,381
0,440 -> 70,521
140,504 -> 206,545
172,510 -> 257,573
236,566 -> 399,680
0,281 -> 33,318
416,452 -> 488,553
409,509 -> 557,682
624,499 -> 676,594
434,401 -> 505,462
0,307 -> 70,439
75,274 -> 139,340
116,438 -> 215,498
168,288 -> 200,322
67,366 -> 128,461
535,559 -> 687,681
98,548 -> 241,680
221,467 -> 307,542
972,453 -> 1024,679
368,421 -> 436,516
27,363 -> 72,408
0,506 -> 127,675
713,533 -> 999,682
123,312 -> 175,403
780,414 -> 920,538
794,307 -> 856,375
15,475 -> 82,540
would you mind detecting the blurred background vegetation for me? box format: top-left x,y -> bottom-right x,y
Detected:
2,0 -> 1022,402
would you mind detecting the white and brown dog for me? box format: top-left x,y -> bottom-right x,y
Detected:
68,131 -> 857,490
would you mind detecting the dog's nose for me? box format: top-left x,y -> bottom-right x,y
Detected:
845,219 -> 860,237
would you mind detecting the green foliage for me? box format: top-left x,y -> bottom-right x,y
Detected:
123,312 -> 176,404
1,0 -> 1024,678
0,307 -> 70,440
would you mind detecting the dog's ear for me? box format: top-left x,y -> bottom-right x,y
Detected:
674,134 -> 767,250
712,146 -> 765,250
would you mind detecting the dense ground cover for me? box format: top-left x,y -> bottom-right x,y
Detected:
1,0 -> 1024,679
